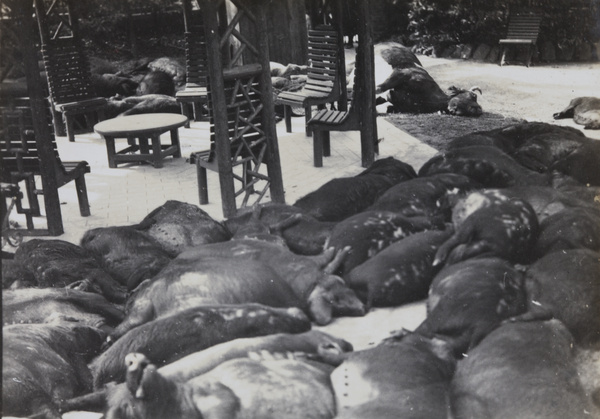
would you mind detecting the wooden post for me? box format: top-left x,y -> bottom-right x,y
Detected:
200,0 -> 237,218
254,0 -> 285,205
22,0 -> 64,234
357,0 -> 377,165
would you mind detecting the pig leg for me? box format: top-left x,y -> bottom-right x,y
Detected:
108,299 -> 155,345
433,224 -> 475,266
269,213 -> 303,235
322,246 -> 351,274
504,278 -> 553,323
445,241 -> 496,265
60,389 -> 108,413
553,101 -> 576,120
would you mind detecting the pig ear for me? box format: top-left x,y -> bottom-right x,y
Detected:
308,291 -> 333,326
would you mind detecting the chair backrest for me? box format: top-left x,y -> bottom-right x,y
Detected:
304,25 -> 341,93
206,64 -> 265,164
41,37 -> 97,104
1,101 -> 62,180
504,12 -> 542,42
183,24 -> 209,90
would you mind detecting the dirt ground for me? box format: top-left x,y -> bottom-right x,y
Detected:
383,55 -> 600,150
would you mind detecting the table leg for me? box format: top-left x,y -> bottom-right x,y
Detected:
170,128 -> 182,158
139,137 -> 150,155
151,134 -> 163,168
104,136 -> 118,168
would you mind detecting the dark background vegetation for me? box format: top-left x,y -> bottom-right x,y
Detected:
75,0 -> 600,63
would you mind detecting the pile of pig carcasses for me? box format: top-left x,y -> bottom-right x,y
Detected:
3,121 -> 600,419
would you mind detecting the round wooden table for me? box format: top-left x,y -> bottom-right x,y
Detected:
94,113 -> 188,168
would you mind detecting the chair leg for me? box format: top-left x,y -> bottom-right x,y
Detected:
305,106 -> 312,137
313,129 -> 327,167
65,114 -> 76,142
74,175 -> 91,217
196,163 -> 209,204
170,128 -> 182,158
323,133 -> 331,157
284,105 -> 292,133
179,103 -> 191,128
500,46 -> 507,66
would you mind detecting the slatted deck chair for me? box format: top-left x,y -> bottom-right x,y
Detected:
499,11 -> 543,67
0,101 -> 91,235
276,24 -> 345,136
176,22 -> 209,124
40,37 -> 107,142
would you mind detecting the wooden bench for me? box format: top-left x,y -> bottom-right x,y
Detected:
276,25 -> 345,136
41,38 -> 107,142
0,104 -> 91,232
499,11 -> 543,67
176,26 -> 209,123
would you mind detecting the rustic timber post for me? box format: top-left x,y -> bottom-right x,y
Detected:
254,0 -> 285,205
357,0 -> 378,158
15,0 -> 64,234
201,0 -> 237,217
196,0 -> 285,218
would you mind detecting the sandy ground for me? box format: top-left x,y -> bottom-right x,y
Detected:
384,55 -> 600,149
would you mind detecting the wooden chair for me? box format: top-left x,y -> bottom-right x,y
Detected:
307,13 -> 377,169
499,11 -> 543,67
276,25 -> 345,135
1,102 -> 91,236
176,24 -> 209,124
40,37 -> 107,142
188,65 -> 261,207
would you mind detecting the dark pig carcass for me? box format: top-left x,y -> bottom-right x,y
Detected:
293,156 -> 417,222
3,288 -> 123,331
224,203 -> 336,255
509,249 -> 600,346
451,320 -> 594,419
91,304 -> 310,389
326,210 -> 442,276
12,239 -> 126,303
159,330 -> 353,383
327,331 -> 456,419
110,256 -> 305,340
179,239 -> 365,325
419,145 -> 552,188
554,96 -> 600,129
416,257 -> 527,356
3,322 -> 104,419
366,173 -> 479,220
346,229 -> 453,308
81,226 -> 173,291
63,330 -> 350,414
104,351 -> 335,419
434,193 -> 539,266
137,200 -> 231,256
533,207 -> 600,257
136,70 -> 175,96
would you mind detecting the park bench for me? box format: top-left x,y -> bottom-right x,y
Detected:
1,102 -> 91,235
499,11 -> 543,67
40,37 -> 107,142
276,25 -> 345,136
